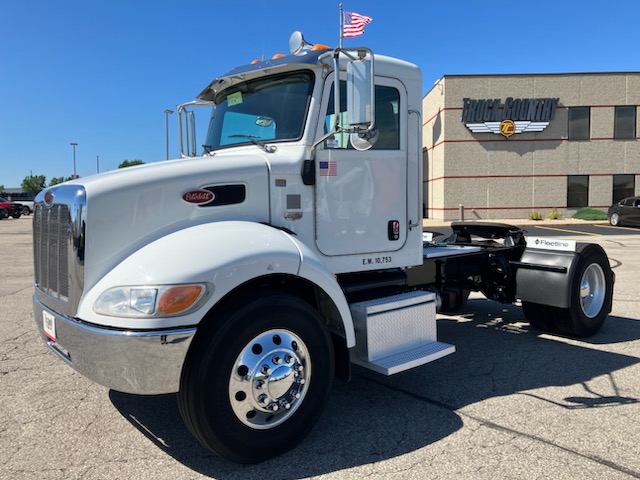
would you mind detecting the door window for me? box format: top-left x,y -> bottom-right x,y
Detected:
324,82 -> 400,150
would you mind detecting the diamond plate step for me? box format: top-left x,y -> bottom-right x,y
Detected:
351,340 -> 455,375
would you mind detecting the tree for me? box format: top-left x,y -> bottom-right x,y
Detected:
119,159 -> 145,168
21,175 -> 47,195
49,176 -> 74,186
0,184 -> 5,194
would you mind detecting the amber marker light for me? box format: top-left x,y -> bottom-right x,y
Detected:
158,285 -> 204,315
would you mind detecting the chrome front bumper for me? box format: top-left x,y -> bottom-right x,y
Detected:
33,295 -> 196,395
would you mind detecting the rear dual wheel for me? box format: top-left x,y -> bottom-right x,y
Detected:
523,244 -> 613,337
178,291 -> 334,464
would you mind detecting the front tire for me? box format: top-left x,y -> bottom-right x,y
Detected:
178,291 -> 334,463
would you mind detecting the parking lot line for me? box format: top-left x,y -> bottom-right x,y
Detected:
596,224 -> 640,232
534,225 -> 602,236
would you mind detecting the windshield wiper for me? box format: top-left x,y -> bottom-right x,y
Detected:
228,134 -> 276,153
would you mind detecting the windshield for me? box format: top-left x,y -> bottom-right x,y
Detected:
204,71 -> 315,152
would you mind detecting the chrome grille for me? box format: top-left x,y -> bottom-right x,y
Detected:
33,185 -> 86,316
34,204 -> 71,300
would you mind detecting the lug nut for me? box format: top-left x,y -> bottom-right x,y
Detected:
255,380 -> 265,390
272,355 -> 282,365
261,365 -> 272,375
258,394 -> 268,404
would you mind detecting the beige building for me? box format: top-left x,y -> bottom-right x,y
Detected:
422,73 -> 640,221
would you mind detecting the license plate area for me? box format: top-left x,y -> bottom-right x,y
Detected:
43,310 -> 56,341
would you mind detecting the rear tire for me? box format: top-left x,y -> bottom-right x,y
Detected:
178,291 -> 334,463
522,301 -> 558,332
553,243 -> 613,337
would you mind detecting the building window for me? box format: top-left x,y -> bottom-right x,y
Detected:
613,174 -> 635,203
614,106 -> 637,140
567,175 -> 589,207
568,107 -> 590,140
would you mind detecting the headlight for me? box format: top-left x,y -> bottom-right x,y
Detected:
94,284 -> 208,318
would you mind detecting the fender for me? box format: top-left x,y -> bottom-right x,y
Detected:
77,221 -> 354,344
288,235 -> 356,347
516,247 -> 576,308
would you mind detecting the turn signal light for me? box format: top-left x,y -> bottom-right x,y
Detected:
158,285 -> 204,315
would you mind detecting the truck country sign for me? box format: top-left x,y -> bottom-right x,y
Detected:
461,97 -> 559,138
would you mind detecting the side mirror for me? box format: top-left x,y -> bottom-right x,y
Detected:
346,52 -> 374,130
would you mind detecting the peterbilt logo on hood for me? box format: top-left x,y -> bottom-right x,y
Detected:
462,97 -> 559,138
182,190 -> 215,205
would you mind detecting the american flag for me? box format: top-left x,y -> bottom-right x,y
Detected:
343,11 -> 372,38
319,161 -> 337,176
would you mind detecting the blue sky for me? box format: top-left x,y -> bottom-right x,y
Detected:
1,0 -> 638,188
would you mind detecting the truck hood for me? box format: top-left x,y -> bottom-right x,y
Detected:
64,154 -> 271,291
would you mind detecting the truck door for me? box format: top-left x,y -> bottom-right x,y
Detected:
315,78 -> 408,256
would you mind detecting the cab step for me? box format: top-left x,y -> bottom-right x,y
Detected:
349,291 -> 455,375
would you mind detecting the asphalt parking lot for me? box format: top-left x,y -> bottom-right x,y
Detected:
3,215 -> 640,479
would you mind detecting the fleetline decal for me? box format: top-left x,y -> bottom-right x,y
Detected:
462,97 -> 559,138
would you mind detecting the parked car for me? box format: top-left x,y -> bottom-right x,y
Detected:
608,196 -> 640,226
0,207 -> 8,219
0,197 -> 22,219
19,201 -> 34,215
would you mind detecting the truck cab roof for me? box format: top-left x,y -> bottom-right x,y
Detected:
197,47 -> 422,103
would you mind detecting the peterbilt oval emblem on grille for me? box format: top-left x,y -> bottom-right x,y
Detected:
182,190 -> 215,205
44,190 -> 54,205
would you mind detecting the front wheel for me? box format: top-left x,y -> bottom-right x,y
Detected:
178,292 -> 334,463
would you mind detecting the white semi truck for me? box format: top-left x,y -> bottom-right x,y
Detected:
33,33 -> 614,463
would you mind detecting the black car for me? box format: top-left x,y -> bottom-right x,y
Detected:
0,207 -> 8,219
608,196 -> 640,226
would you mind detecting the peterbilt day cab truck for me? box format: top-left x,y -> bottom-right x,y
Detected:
33,32 -> 614,463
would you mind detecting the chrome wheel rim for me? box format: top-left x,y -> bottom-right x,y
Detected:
229,329 -> 310,430
580,263 -> 606,318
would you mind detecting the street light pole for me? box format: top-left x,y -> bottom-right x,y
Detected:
70,142 -> 78,178
97,155 -> 100,174
164,109 -> 174,160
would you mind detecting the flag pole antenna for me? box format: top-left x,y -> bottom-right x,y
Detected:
339,3 -> 344,48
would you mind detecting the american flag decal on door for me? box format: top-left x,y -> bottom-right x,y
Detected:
319,161 -> 337,176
